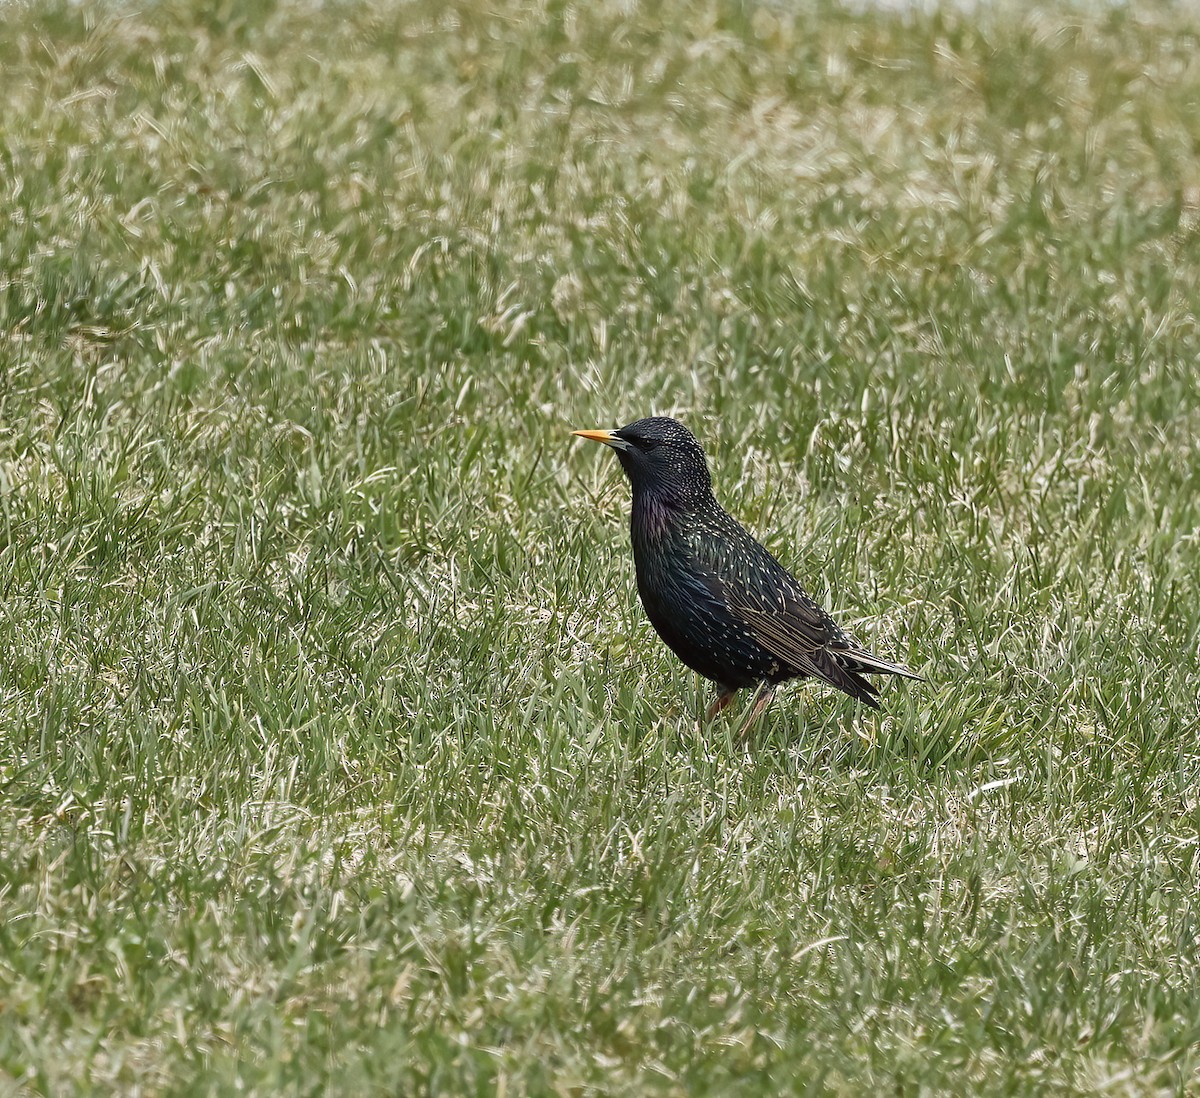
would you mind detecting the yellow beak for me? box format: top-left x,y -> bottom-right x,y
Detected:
572,429 -> 621,447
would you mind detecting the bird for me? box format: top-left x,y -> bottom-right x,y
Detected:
573,416 -> 920,732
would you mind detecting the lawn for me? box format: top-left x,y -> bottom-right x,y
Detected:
2,0 -> 1200,1093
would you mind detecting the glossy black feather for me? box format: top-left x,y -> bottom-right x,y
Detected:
583,416 -> 920,710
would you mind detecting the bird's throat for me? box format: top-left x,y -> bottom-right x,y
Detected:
630,490 -> 683,548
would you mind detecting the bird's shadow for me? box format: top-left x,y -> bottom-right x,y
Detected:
751,708 -> 878,771
644,696 -> 869,773
622,676 -> 948,779
689,689 -> 931,774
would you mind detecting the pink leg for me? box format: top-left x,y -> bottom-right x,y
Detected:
737,684 -> 777,737
706,689 -> 737,720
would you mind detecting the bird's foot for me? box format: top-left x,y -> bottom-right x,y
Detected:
706,689 -> 737,721
736,683 -> 777,738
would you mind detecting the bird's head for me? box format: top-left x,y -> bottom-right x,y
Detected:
572,416 -> 712,505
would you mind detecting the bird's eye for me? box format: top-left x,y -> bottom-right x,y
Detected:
636,438 -> 661,452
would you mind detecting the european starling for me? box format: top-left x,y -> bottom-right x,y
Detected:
573,416 -> 920,731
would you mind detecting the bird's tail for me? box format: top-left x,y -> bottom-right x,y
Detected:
842,649 -> 924,681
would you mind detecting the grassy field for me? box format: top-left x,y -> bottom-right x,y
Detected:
2,0 -> 1200,1092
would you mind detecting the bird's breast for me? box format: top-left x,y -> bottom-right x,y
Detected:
629,521 -> 779,691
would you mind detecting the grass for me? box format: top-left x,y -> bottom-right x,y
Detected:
2,0 -> 1200,1092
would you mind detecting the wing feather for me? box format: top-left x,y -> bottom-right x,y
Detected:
685,513 -> 920,702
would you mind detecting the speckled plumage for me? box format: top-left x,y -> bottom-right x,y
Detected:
574,416 -> 920,724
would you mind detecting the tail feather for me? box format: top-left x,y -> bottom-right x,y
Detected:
842,648 -> 923,681
845,671 -> 882,709
812,649 -> 883,708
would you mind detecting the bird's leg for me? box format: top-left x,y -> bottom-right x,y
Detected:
706,688 -> 737,721
737,683 -> 777,737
